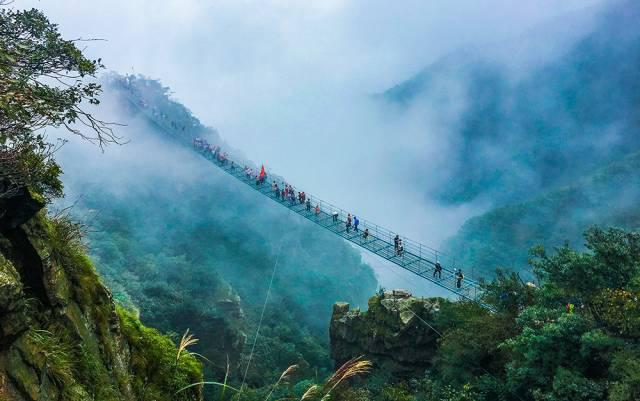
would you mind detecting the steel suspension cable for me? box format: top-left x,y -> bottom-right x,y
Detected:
238,237 -> 284,396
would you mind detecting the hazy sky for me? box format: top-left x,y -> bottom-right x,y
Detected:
18,0 -> 611,291
22,0 -> 606,120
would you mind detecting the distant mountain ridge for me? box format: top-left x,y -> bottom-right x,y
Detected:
382,0 -> 640,207
443,150 -> 640,277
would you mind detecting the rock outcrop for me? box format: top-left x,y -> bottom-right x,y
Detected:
0,188 -> 203,401
330,291 -> 442,376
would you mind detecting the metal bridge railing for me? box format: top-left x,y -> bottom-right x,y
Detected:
191,144 -> 493,311
120,88 -> 492,309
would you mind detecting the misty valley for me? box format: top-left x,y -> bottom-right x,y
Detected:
1,1 -> 640,401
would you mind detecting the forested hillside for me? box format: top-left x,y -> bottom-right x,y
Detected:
328,227 -> 640,401
380,0 -> 640,278
58,74 -> 378,386
0,8 -> 202,401
384,0 -> 640,207
443,151 -> 640,277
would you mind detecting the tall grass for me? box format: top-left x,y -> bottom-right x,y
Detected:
27,329 -> 75,387
176,329 -> 198,362
176,356 -> 372,401
263,364 -> 298,401
319,356 -> 372,400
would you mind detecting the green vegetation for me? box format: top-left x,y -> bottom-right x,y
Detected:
1,208 -> 205,401
0,5 -> 206,401
340,227 -> 640,401
443,151 -> 640,278
383,2 -> 640,207
0,7 -> 118,202
118,306 -> 203,401
58,74 -> 377,388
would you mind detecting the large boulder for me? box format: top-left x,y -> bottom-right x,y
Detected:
0,186 -> 45,230
330,292 -> 441,376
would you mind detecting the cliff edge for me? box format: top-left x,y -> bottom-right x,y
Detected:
0,187 -> 203,401
330,290 -> 442,376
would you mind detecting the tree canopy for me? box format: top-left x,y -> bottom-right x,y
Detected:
0,6 -> 117,200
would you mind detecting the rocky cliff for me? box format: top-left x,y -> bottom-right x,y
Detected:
330,291 -> 441,376
0,187 -> 203,401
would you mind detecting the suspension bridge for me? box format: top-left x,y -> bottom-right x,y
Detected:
191,143 -> 494,312
116,83 -> 493,312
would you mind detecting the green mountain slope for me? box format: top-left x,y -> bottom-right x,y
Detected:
382,1 -> 640,206
443,151 -> 640,277
58,74 -> 377,385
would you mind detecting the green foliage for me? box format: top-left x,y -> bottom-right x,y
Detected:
433,306 -> 512,386
117,305 -> 204,401
379,383 -> 414,401
593,287 -> 640,337
537,368 -> 606,401
352,227 -> 640,401
0,7 -> 117,202
0,7 -> 110,143
443,151 -> 640,278
531,227 -> 640,302
480,270 -> 536,315
46,210 -> 87,266
25,328 -> 75,387
609,348 -> 640,401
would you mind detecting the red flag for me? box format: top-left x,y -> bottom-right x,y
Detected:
259,164 -> 266,179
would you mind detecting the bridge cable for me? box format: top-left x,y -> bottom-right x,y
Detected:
399,305 -> 526,401
382,265 -> 525,401
238,231 -> 284,395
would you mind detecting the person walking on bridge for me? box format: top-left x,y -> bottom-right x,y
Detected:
433,261 -> 442,279
315,204 -> 321,216
394,235 -> 400,253
346,214 -> 352,232
455,269 -> 464,289
256,165 -> 266,185
306,198 -> 311,212
363,228 -> 370,241
353,216 -> 359,232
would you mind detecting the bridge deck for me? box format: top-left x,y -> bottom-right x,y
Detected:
118,88 -> 492,310
194,149 -> 494,311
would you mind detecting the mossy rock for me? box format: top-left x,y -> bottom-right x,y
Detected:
117,306 -> 203,401
0,186 -> 45,230
7,340 -> 41,401
0,253 -> 22,310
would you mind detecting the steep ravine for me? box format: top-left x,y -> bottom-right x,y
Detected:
0,188 -> 203,401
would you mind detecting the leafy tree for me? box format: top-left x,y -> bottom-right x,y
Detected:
433,306 -> 514,387
503,311 -> 595,398
481,270 -> 537,316
0,6 -> 118,200
530,227 -> 640,304
592,287 -> 640,338
609,348 -> 640,401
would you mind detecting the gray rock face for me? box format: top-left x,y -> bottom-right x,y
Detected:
0,188 -> 203,401
330,292 -> 441,376
0,186 -> 45,230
